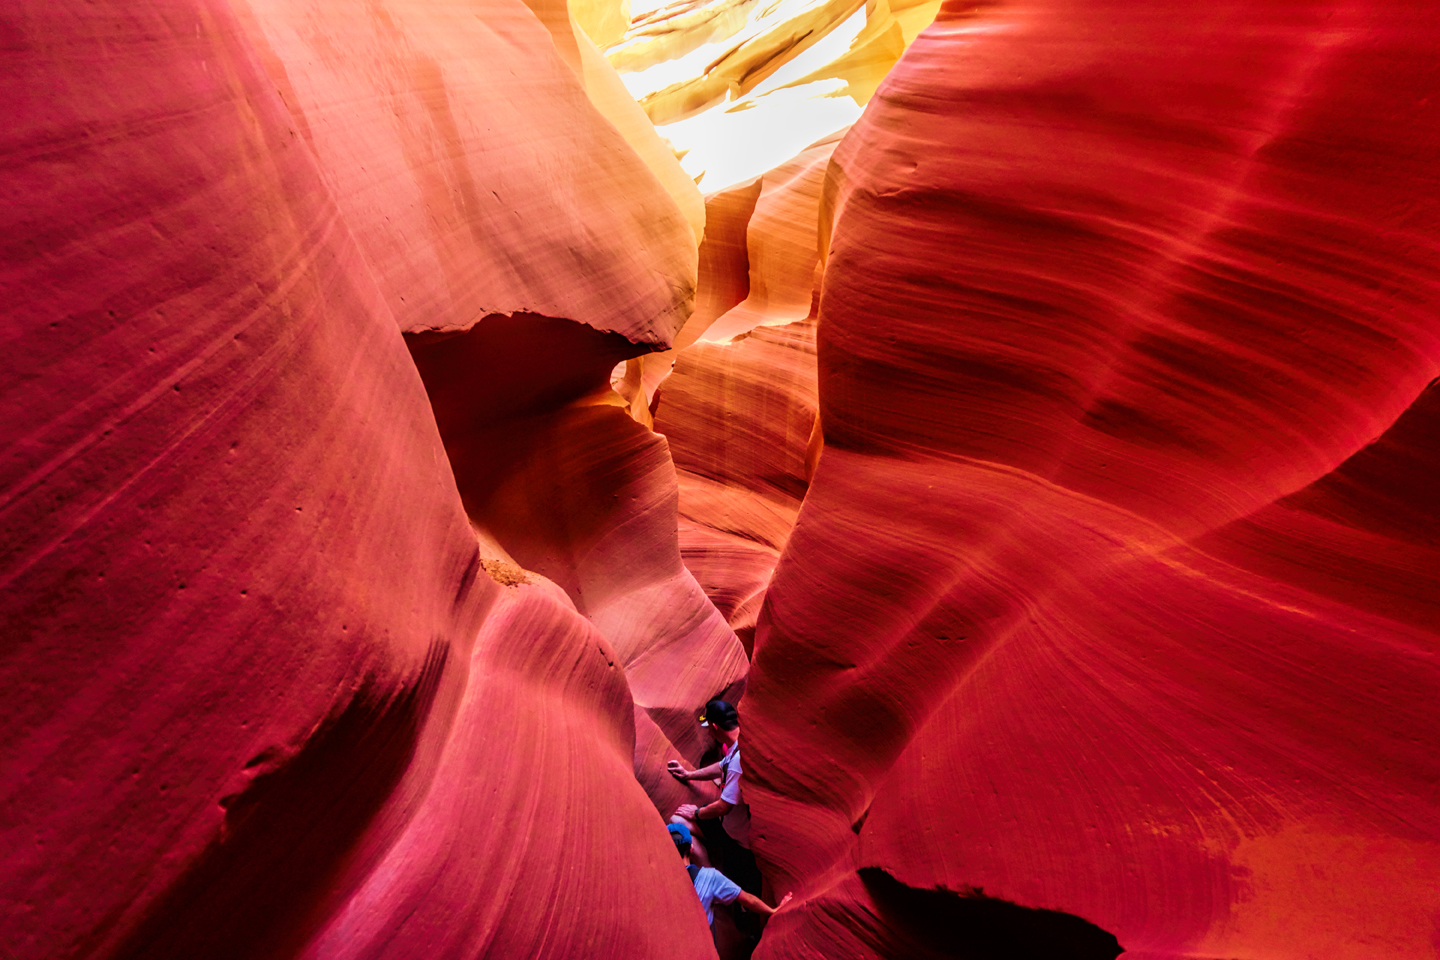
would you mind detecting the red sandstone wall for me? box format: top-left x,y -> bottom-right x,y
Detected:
654,134 -> 837,653
1,2 -> 718,958
744,1 -> 1440,957
232,0 -> 697,342
8,0 -> 1440,956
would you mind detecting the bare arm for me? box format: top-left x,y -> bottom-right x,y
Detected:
668,758 -> 724,781
695,798 -> 733,819
735,891 -> 793,917
673,798 -> 734,820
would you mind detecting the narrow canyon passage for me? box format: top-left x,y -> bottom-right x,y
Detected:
3,1 -> 1438,960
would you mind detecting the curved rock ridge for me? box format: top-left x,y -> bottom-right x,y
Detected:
651,130 -> 831,653
401,301 -> 751,797
743,1 -> 1440,957
233,0 -> 698,341
0,3 -> 719,958
697,129 -> 841,344
429,398 -> 751,761
661,317 -> 818,651
615,176 -> 766,421
622,128 -> 838,429
298,578 -> 717,960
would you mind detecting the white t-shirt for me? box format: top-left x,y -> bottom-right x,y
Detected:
690,865 -> 741,925
719,742 -> 751,848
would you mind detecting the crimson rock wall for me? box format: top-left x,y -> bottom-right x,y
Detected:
7,0 -> 1440,957
743,1 -> 1440,957
1,2 -> 719,958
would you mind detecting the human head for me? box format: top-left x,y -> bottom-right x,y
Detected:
700,699 -> 739,736
668,822 -> 692,860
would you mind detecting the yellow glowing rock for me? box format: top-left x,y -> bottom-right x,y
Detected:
631,0 -> 866,125
572,0 -> 632,46
573,25 -> 708,242
604,0 -> 936,190
889,0 -> 943,45
607,0 -> 761,75
769,0 -> 907,104
700,129 -> 842,342
520,0 -> 707,241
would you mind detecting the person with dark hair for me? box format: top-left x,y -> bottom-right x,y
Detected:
668,698 -> 749,851
667,694 -> 773,951
668,822 -> 790,937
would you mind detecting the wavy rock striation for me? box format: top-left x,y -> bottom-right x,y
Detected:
744,1 -> 1440,957
233,0 -> 698,340
1,2 -> 720,958
237,0 -> 747,847
652,134 -> 836,654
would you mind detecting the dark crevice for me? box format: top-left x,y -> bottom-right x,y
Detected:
406,312 -> 650,433
860,867 -> 1124,960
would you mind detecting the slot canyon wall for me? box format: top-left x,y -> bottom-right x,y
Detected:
3,0 -> 732,957
739,2 -> 1440,959
2,3 -> 1437,960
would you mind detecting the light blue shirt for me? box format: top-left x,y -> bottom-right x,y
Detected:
690,865 -> 741,925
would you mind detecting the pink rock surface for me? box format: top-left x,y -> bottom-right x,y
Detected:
299,579 -> 716,960
12,0 -> 1440,956
233,0 -> 697,341
433,400 -> 750,761
1,3 -> 718,958
1,5 -> 484,955
744,1 -> 1440,957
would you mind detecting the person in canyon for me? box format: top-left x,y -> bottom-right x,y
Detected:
668,699 -> 750,854
668,822 -> 791,938
667,696 -> 767,938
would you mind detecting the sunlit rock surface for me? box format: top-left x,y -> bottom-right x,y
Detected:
743,1 -> 1440,958
606,0 -> 938,189
233,0 -> 698,339
516,0 -> 708,241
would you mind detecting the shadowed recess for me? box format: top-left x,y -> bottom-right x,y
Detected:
108,640 -> 451,960
859,867 -> 1124,960
406,312 -> 650,431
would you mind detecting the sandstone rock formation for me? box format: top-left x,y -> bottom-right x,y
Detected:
231,0 -> 699,338
1,1 -> 725,957
739,1 -> 1440,957
605,0 -> 938,189
650,131 -> 838,655
5,0 -> 1439,957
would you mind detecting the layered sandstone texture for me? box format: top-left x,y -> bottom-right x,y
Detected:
7,0 -> 1440,958
231,0 -> 700,337
652,133 -> 838,651
739,2 -> 1440,959
1,1 -> 733,958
